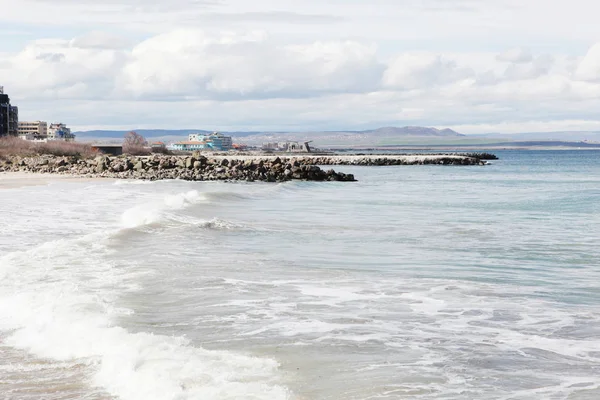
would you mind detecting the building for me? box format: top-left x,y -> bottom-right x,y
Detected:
0,86 -> 19,137
18,121 -> 48,137
170,132 -> 233,152
48,123 -> 75,141
262,141 -> 312,153
169,141 -> 209,151
187,132 -> 233,151
150,141 -> 167,153
90,144 -> 123,156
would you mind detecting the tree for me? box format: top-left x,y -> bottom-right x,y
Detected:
123,131 -> 149,155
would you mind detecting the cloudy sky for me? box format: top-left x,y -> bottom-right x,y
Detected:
2,0 -> 600,133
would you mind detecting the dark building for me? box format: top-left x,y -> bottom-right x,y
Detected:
0,86 -> 19,137
91,144 -> 123,156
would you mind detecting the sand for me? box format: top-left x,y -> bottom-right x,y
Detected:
0,172 -> 109,189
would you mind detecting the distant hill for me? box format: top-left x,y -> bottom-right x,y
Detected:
359,126 -> 464,137
74,126 -> 465,141
72,126 -> 600,148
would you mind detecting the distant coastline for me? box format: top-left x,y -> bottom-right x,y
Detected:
72,126 -> 600,151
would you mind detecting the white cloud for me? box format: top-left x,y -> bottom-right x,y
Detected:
4,0 -> 600,134
70,32 -> 133,50
496,47 -> 533,63
116,29 -> 384,99
383,53 -> 473,90
502,54 -> 554,80
574,43 -> 600,82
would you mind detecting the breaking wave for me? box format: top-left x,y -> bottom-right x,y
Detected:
0,191 -> 289,400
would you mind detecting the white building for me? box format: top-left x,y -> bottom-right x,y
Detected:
48,123 -> 75,141
262,141 -> 312,153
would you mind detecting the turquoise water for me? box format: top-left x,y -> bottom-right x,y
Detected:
1,150 -> 599,399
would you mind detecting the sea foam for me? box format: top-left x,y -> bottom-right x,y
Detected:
0,191 -> 290,400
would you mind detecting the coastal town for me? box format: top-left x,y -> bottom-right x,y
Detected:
2,85 -> 319,154
1,86 -> 75,142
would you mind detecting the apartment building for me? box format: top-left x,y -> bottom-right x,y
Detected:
48,123 -> 75,141
18,121 -> 48,137
0,86 -> 19,137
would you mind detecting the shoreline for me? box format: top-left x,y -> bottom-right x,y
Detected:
0,153 -> 490,183
0,171 -> 110,189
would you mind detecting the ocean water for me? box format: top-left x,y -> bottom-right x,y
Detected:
1,150 -> 599,400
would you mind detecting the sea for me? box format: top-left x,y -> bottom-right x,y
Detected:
1,150 -> 599,400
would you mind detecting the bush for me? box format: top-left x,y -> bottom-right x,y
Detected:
123,131 -> 151,155
37,141 -> 97,158
0,136 -> 36,158
0,136 -> 97,158
151,146 -> 172,155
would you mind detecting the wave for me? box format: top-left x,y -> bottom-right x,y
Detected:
120,190 -> 208,229
0,200 -> 289,400
114,180 -> 156,186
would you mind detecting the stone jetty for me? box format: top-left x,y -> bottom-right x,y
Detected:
0,152 -> 491,182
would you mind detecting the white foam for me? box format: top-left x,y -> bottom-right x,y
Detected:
114,180 -> 155,186
0,206 -> 290,400
121,190 -> 208,229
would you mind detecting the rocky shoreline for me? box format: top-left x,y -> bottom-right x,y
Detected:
0,153 -> 491,182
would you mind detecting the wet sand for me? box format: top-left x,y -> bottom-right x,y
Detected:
0,172 -> 110,189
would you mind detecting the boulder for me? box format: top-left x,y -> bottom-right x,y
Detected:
134,160 -> 145,171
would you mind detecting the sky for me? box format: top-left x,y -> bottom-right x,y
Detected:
2,0 -> 600,133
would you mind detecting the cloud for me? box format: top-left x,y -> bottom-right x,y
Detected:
4,27 -> 600,133
70,32 -> 133,50
117,29 -> 384,99
35,53 -> 66,63
193,11 -> 344,24
574,43 -> 600,82
503,54 -> 554,80
496,47 -> 533,63
383,53 -> 473,89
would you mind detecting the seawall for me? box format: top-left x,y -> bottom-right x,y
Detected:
0,153 -> 490,182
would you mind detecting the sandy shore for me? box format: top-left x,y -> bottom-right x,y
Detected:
0,172 -> 110,189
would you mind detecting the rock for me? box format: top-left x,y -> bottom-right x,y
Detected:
95,162 -> 106,173
185,157 -> 196,169
134,160 -> 145,171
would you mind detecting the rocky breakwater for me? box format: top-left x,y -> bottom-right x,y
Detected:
0,154 -> 356,182
288,154 -> 491,166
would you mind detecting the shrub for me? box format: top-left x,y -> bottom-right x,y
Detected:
37,141 -> 97,158
123,131 -> 151,155
0,136 -> 36,158
0,136 -> 97,158
151,146 -> 172,155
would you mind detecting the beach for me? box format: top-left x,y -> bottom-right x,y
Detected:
0,172 -> 108,189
